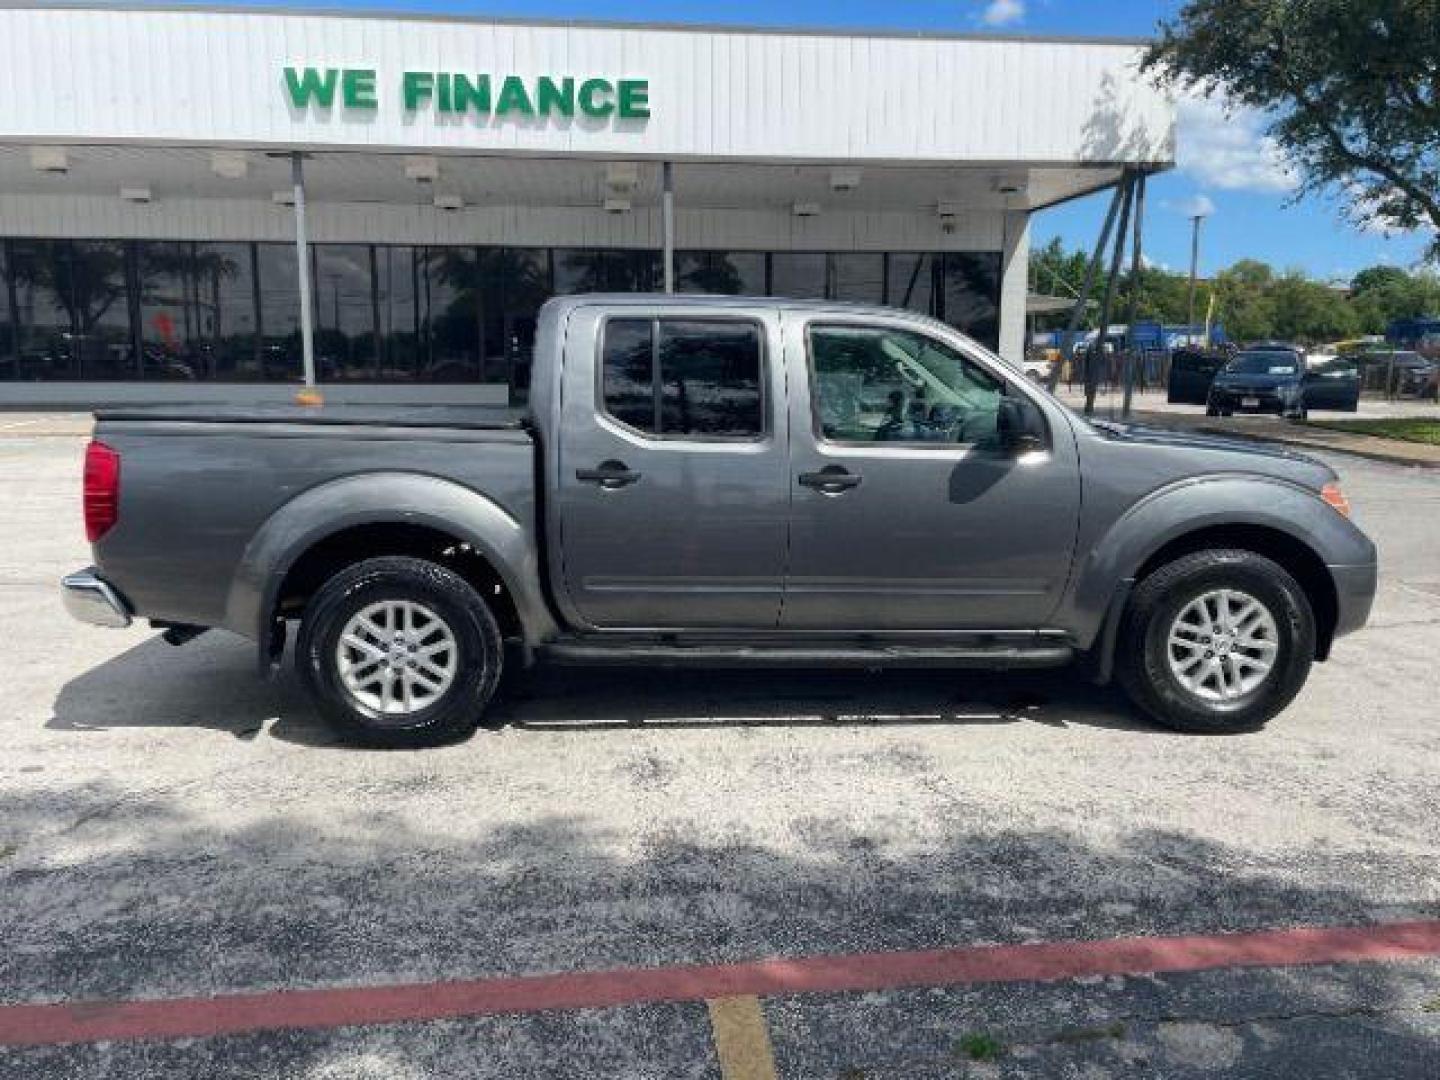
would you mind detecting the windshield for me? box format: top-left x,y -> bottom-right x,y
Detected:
1226,353 -> 1299,375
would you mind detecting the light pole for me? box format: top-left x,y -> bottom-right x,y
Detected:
1186,210 -> 1209,345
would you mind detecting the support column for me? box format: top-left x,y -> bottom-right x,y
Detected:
1086,171 -> 1135,416
996,209 -> 1031,368
1121,171 -> 1148,419
1046,181 -> 1125,394
290,152 -> 318,398
662,161 -> 675,294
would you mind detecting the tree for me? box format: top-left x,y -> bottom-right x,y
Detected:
1210,261 -> 1278,341
1268,272 -> 1359,342
1144,0 -> 1440,256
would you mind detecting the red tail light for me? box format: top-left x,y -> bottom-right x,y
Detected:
83,440 -> 121,543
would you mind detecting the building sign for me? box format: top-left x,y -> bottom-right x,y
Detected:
283,67 -> 650,120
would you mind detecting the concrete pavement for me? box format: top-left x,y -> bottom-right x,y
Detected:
1,428 -> 1438,1077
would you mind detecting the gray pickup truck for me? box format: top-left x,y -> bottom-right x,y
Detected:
63,295 -> 1377,746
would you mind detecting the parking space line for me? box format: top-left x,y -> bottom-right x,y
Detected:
3,919 -> 1439,1048
706,995 -> 780,1080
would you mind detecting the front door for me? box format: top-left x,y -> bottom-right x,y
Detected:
555,304 -> 789,630
781,316 -> 1081,631
1303,357 -> 1360,411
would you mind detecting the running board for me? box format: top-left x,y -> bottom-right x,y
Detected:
537,639 -> 1074,670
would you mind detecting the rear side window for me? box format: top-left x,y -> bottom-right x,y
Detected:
600,317 -> 764,438
601,319 -> 655,432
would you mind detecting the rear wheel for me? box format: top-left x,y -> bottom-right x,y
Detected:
297,556 -> 503,748
1116,549 -> 1315,734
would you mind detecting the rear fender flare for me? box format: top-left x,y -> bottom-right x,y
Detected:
223,472 -> 557,657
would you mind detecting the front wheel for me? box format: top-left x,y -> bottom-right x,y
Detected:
1116,549 -> 1315,734
297,556 -> 503,748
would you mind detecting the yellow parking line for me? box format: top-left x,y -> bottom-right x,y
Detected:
707,995 -> 780,1080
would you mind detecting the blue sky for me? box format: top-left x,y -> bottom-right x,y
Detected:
172,0 -> 1433,281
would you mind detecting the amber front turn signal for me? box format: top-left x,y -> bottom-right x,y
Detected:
1321,482 -> 1351,517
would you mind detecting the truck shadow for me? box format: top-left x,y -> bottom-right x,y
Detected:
48,629 -> 1157,747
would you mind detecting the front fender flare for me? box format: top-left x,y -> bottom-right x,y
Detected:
1071,473 -> 1373,656
222,472 -> 558,657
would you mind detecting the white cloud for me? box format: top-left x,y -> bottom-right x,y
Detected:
979,0 -> 1026,27
1175,93 -> 1299,194
1167,193 -> 1216,218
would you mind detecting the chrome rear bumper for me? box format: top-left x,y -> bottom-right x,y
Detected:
61,568 -> 132,628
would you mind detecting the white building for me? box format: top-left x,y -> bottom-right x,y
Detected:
0,4 -> 1174,404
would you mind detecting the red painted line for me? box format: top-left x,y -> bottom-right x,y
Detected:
3,919 -> 1439,1048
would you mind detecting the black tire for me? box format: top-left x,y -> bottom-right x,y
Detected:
1116,549 -> 1315,734
1205,404 -> 1220,417
296,556 -> 503,748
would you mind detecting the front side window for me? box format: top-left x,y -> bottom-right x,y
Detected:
809,324 -> 1003,445
601,317 -> 764,439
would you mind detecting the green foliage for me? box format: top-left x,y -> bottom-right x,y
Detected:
1309,418 -> 1440,445
954,1032 -> 1004,1061
1144,0 -> 1440,258
1032,242 -> 1440,343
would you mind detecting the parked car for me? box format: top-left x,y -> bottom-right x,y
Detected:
1206,349 -> 1359,418
63,295 -> 1376,746
1358,350 -> 1438,399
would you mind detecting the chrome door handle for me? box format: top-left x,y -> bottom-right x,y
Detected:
798,468 -> 862,493
576,461 -> 642,488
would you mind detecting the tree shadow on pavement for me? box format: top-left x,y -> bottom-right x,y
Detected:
0,773 -> 1436,1078
47,630 -> 1156,749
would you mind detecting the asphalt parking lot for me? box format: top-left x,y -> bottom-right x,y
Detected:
2,423 -> 1439,1077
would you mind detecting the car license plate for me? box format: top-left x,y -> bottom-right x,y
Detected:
1241,396 -> 1260,409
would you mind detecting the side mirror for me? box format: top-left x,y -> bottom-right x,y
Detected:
997,394 -> 1048,455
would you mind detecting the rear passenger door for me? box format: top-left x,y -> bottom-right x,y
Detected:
554,305 -> 789,630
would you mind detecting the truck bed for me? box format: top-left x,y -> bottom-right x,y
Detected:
95,404 -> 529,431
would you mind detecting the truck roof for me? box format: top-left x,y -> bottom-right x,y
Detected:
541,292 -> 959,329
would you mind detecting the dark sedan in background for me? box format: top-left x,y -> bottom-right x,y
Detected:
1206,349 -> 1359,418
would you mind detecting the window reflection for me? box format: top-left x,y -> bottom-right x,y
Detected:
312,244 -> 377,381
601,318 -> 655,432
831,253 -> 885,304
810,324 -> 1002,445
0,241 -> 1004,385
138,242 -> 256,381
769,253 -> 827,300
555,249 -> 658,294
885,253 -> 937,317
659,320 -> 764,437
676,252 -> 765,295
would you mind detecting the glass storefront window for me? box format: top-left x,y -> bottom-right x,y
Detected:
554,249 -> 659,294
255,242 -> 303,381
769,253 -> 827,300
676,252 -> 766,295
476,247 -> 552,397
137,242 -> 257,381
941,252 -> 1001,351
0,240 -> 1002,386
422,247 -> 480,383
0,240 -> 132,381
886,253 -> 938,318
0,241 -> 15,378
313,245 -> 378,382
831,253 -> 885,304
375,245 -> 422,381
